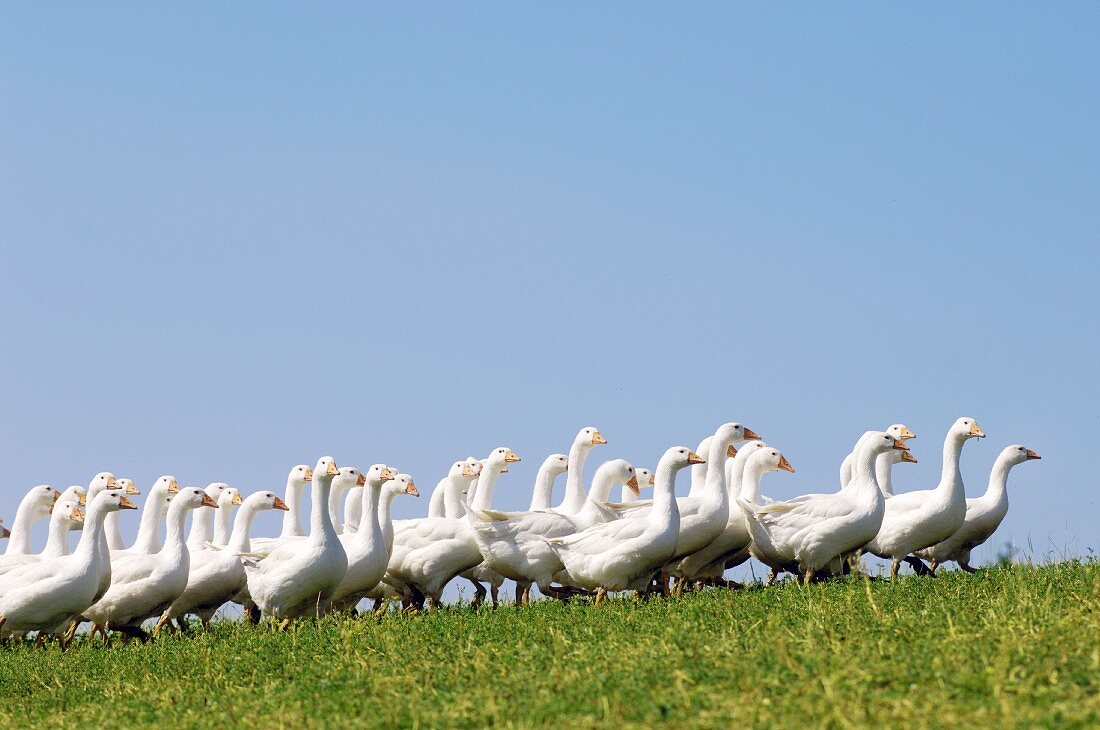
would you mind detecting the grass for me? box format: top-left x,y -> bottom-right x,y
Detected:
1,561 -> 1097,728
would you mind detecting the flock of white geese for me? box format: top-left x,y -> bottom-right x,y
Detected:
0,417 -> 1039,647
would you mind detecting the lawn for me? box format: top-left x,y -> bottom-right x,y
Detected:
1,561 -> 1096,728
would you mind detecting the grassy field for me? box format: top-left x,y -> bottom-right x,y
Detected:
1,561 -> 1096,728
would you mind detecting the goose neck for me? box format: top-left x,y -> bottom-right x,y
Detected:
559,442 -> 592,513
43,514 -> 74,559
938,433 -> 966,495
5,501 -> 43,555
875,454 -> 895,497
739,461 -> 767,505
984,457 -> 1014,503
133,495 -> 168,552
356,484 -> 382,546
281,479 -> 306,538
228,502 -> 264,554
378,489 -> 401,551
471,467 -> 503,512
529,467 -> 558,511
310,476 -> 339,543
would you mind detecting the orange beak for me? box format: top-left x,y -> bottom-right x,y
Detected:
405,481 -> 420,497
687,451 -> 706,465
726,444 -> 737,458
200,494 -> 219,508
892,439 -> 910,451
901,451 -> 918,463
273,496 -> 290,511
743,427 -> 761,441
1025,449 -> 1041,460
357,473 -> 367,487
119,496 -> 138,510
625,475 -> 640,495
778,455 -> 795,473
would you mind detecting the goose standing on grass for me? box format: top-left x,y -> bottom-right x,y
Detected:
331,470 -> 417,609
186,483 -> 229,549
547,446 -> 702,603
528,454 -> 570,511
864,418 -> 984,579
164,490 -> 288,630
915,444 -> 1039,573
0,490 -> 135,647
554,427 -> 607,515
213,487 -> 242,547
115,476 -> 180,554
84,487 -> 218,642
0,500 -> 85,577
839,425 -> 916,488
740,433 -> 905,584
1,485 -> 60,559
243,457 -> 349,625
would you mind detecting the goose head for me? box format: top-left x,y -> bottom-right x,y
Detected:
386,473 -> 419,498
365,464 -> 395,489
51,499 -> 83,527
574,427 -> 606,449
951,417 -> 985,441
1000,444 -> 1041,468
58,485 -> 88,506
88,472 -> 118,494
204,482 -> 229,502
484,447 -> 521,475
887,424 -> 916,443
748,447 -> 795,475
462,457 -> 482,479
541,453 -> 569,478
288,464 -> 313,487
659,446 -> 706,473
24,485 -> 60,519
335,467 -> 366,491
176,487 -> 220,511
596,459 -> 638,496
91,489 -> 138,515
115,478 -> 140,496
312,457 -> 341,484
219,487 -> 243,509
151,476 -> 181,498
635,467 -> 655,490
249,490 -> 289,512
867,431 -> 910,457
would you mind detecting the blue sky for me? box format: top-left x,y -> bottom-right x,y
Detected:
2,4 -> 1096,569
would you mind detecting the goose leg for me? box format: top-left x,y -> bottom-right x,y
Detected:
890,560 -> 900,581
928,560 -> 940,576
904,556 -> 933,576
153,611 -> 173,638
246,604 -> 262,625
959,561 -> 977,574
765,569 -> 779,587
470,580 -> 486,608
593,587 -> 607,606
490,584 -> 499,608
803,568 -> 816,586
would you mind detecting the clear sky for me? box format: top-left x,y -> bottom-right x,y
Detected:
2,4 -> 1096,573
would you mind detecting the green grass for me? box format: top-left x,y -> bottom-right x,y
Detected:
1,561 -> 1097,728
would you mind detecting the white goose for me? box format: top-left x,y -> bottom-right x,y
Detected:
115,476 -> 180,554
864,418 -> 984,579
839,424 -> 916,488
546,446 -> 702,603
0,499 -> 86,577
364,471 -> 430,612
100,474 -> 136,550
0,490 -> 135,647
618,467 -> 653,503
243,457 -> 349,624
186,483 -> 230,549
213,487 -> 243,547
740,432 -> 905,584
164,489 -> 288,629
554,427 -> 606,515
84,487 -> 217,641
331,470 -> 418,609
328,467 -> 364,535
915,443 -> 1038,573
1,485 -> 60,559
528,454 -> 570,511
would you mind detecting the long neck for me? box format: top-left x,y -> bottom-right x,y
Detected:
343,488 -> 362,531
328,483 -> 349,534
163,502 -> 191,558
214,503 -> 235,545
687,437 -> 711,498
853,443 -> 883,498
43,515 -> 73,559
471,467 -> 502,511
309,476 -> 338,544
5,500 -> 43,555
938,433 -> 965,496
702,436 -> 731,508
586,469 -> 616,504
281,479 -> 305,538
875,454 -> 895,497
187,503 -> 215,546
133,495 -> 167,552
619,486 -> 639,503
378,490 -> 400,551
649,459 -> 680,528
529,467 -> 558,511
984,457 -> 1013,504
446,477 -> 469,518
105,510 -> 126,550
732,454 -> 754,499
559,442 -> 592,513
356,486 -> 382,546
228,502 -> 264,553
74,505 -> 110,561
428,478 -> 448,518
740,462 -> 767,505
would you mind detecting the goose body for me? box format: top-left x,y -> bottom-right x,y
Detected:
915,444 -> 1039,572
864,418 -> 984,578
243,457 -> 349,621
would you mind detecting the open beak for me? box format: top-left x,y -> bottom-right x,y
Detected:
687,451 -> 706,465
357,473 -> 367,486
273,496 -> 290,511
778,455 -> 795,473
901,451 -> 918,463
168,479 -> 180,494
232,493 -> 243,506
380,468 -> 394,482
405,481 -> 420,497
119,496 -> 138,510
71,508 -> 85,524
892,439 -> 910,451
504,451 -> 521,463
200,494 -> 219,508
743,427 -> 762,441
726,444 -> 737,458
326,461 -> 340,477
592,432 -> 607,445
901,427 -> 916,440
625,475 -> 640,495
969,423 -> 985,438
1026,449 -> 1041,460
304,468 -> 314,482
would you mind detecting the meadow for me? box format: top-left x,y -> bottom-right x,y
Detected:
1,561 -> 1096,728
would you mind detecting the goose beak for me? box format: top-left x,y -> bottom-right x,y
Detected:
687,451 -> 706,465
501,468 -> 509,473
591,432 -> 607,445
78,494 -> 88,506
626,475 -> 640,495
168,479 -> 180,494
405,481 -> 420,497
326,462 -> 340,477
200,494 -> 219,508
726,444 -> 737,458
462,464 -> 476,478
380,468 -> 394,482
778,455 -> 796,473
304,468 -> 314,482
52,492 -> 61,503
901,427 -> 916,440
892,439 -> 910,451
231,493 -> 243,506
107,476 -> 118,488
504,451 -> 521,463
356,473 -> 367,486
1025,449 -> 1041,460
649,472 -> 656,485
126,483 -> 141,496
273,496 -> 290,511
743,427 -> 762,441
901,451 -> 918,463
119,496 -> 138,510
71,508 -> 85,524
969,423 -> 985,438
0,524 -> 9,539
